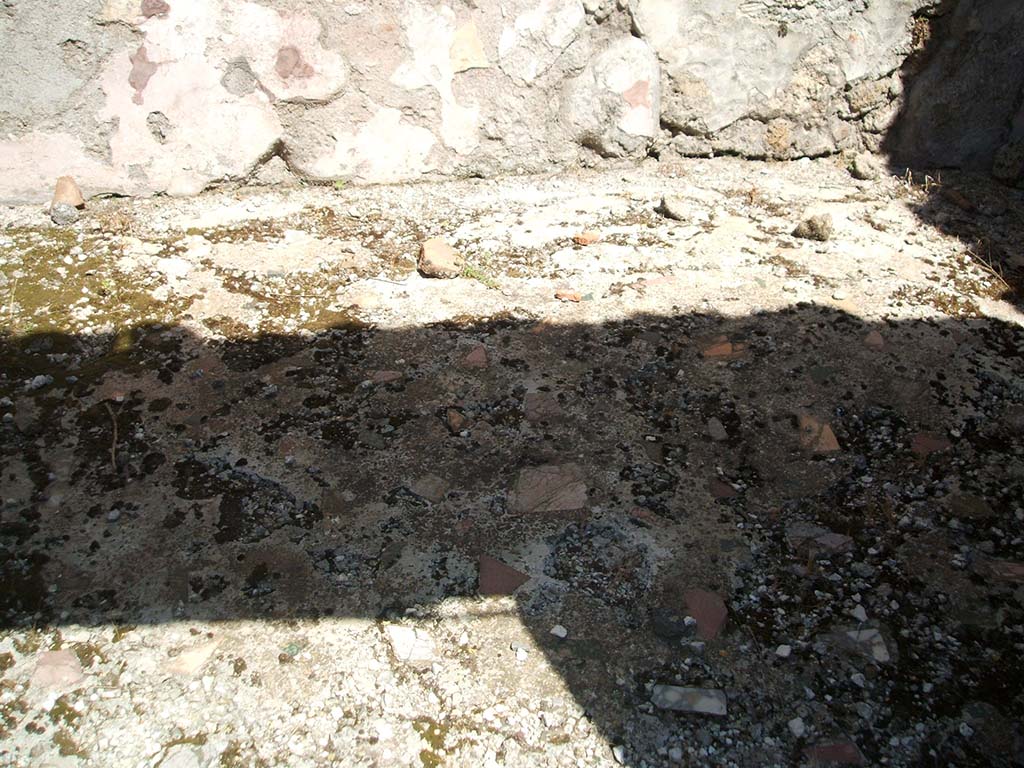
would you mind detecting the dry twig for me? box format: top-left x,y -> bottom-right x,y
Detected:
967,244 -> 1012,290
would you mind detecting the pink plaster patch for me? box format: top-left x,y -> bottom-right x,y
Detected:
141,0 -> 170,18
622,79 -> 651,109
129,46 -> 158,105
637,275 -> 677,289
275,45 -> 314,80
32,650 -> 84,690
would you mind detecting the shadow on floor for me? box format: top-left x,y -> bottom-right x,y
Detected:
879,0 -> 1024,311
2,299 -> 1024,765
898,169 -> 1024,310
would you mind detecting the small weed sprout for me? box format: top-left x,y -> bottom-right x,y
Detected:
462,262 -> 500,290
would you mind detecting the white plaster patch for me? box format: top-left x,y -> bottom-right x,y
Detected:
97,0 -> 141,24
0,133 -> 128,203
207,230 -> 359,275
100,48 -> 282,197
633,0 -> 809,133
391,1 -> 481,154
499,0 -> 585,83
450,21 -> 489,72
308,107 -> 436,182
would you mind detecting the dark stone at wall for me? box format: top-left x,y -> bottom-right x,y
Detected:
885,0 -> 1024,171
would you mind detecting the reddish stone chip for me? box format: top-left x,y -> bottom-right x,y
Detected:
129,45 -> 158,104
629,506 -> 658,524
863,330 -> 884,349
804,740 -> 865,766
371,370 -> 402,384
275,45 -> 314,80
709,478 -> 738,499
462,345 -> 488,368
513,464 -> 588,513
701,335 -> 748,360
683,588 -> 728,641
52,176 -> 85,208
982,559 -> 1024,583
573,230 -> 601,245
555,289 -> 582,302
418,238 -> 465,278
445,408 -> 468,433
911,432 -> 952,457
478,556 -> 529,596
629,275 -> 679,293
796,413 -> 840,453
703,340 -> 733,358
622,79 -> 651,108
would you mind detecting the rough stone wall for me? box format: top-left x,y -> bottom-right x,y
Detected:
0,0 -> 1020,202
882,0 -> 1024,170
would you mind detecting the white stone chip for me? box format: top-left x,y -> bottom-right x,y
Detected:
650,685 -> 727,716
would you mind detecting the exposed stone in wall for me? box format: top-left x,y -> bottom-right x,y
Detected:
285,98 -> 438,184
562,36 -> 660,158
634,0 -> 932,160
0,0 -> 1020,202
